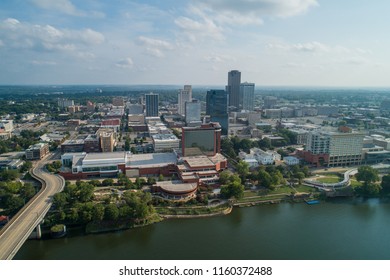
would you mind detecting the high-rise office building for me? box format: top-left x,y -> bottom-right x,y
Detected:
240,82 -> 255,111
226,70 -> 241,110
57,98 -> 74,108
145,92 -> 159,117
127,104 -> 144,114
264,96 -> 278,109
185,100 -> 201,125
100,131 -> 115,153
302,130 -> 364,167
178,85 -> 192,116
182,123 -> 222,157
206,90 -> 229,135
112,97 -> 125,107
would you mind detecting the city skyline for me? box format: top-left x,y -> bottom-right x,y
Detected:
1,1 -> 390,87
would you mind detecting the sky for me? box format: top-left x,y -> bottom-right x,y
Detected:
0,0 -> 389,87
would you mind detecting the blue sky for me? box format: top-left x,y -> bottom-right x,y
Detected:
0,0 -> 389,86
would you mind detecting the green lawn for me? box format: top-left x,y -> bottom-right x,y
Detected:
243,185 -> 317,198
315,176 -> 342,184
294,185 -> 318,193
237,194 -> 287,203
349,179 -> 363,188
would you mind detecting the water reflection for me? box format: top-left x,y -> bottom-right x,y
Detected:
15,199 -> 390,260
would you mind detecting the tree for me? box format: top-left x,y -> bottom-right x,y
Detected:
363,183 -> 382,195
356,166 -> 379,187
118,205 -> 133,219
78,183 -> 94,202
92,204 -> 105,221
0,169 -> 19,181
79,203 -> 94,223
67,208 -> 79,223
219,170 -> 232,185
356,166 -> 380,196
258,138 -> 271,150
221,138 -> 237,159
4,195 -> 24,214
19,183 -> 36,201
53,192 -> 68,210
147,177 -> 156,185
294,172 -> 305,185
20,161 -> 33,173
381,174 -> 390,194
102,178 -> 114,186
124,138 -> 131,151
221,179 -> 244,199
270,170 -> 285,186
89,179 -> 101,187
257,170 -> 272,189
236,161 -> 249,181
104,204 -> 119,220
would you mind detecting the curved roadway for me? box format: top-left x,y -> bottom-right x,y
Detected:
0,155 -> 65,260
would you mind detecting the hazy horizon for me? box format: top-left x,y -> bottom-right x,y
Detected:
1,1 -> 390,86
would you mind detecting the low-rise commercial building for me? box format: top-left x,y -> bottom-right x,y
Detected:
61,139 -> 85,153
152,181 -> 197,201
152,134 -> 180,152
25,143 -> 49,160
284,156 -> 300,165
60,151 -> 227,188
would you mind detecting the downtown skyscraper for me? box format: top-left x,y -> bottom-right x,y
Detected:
145,92 -> 159,117
226,70 -> 241,110
206,89 -> 229,135
178,85 -> 192,116
240,82 -> 255,111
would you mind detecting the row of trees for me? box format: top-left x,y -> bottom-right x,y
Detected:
46,161 -> 62,173
355,166 -> 390,195
50,181 -> 155,226
221,137 -> 273,159
0,180 -> 36,215
234,161 -> 310,190
219,162 -> 311,199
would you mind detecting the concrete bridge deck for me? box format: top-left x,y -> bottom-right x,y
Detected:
0,156 -> 64,260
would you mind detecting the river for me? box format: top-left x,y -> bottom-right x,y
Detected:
14,198 -> 390,260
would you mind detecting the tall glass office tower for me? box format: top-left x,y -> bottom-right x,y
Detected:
206,90 -> 229,135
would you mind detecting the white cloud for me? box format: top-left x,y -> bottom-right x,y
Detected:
203,54 -> 236,63
196,0 -> 318,17
174,16 -> 224,42
31,0 -> 82,16
175,0 -> 318,45
0,18 -> 105,53
31,0 -> 105,18
115,58 -> 134,69
267,41 -> 372,55
268,41 -> 329,52
31,60 -> 57,65
0,40 -> 4,47
190,0 -> 318,26
341,57 -> 371,65
137,36 -> 174,58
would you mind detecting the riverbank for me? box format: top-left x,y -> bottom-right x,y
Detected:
16,197 -> 390,260
85,213 -> 163,234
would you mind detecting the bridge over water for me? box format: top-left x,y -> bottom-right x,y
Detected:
0,157 -> 64,260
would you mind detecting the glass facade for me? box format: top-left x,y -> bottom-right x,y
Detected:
145,93 -> 159,117
206,90 -> 229,135
183,130 -> 215,156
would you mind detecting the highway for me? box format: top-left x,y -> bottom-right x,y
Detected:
0,155 -> 65,260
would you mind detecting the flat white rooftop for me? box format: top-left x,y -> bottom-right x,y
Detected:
127,152 -> 177,168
